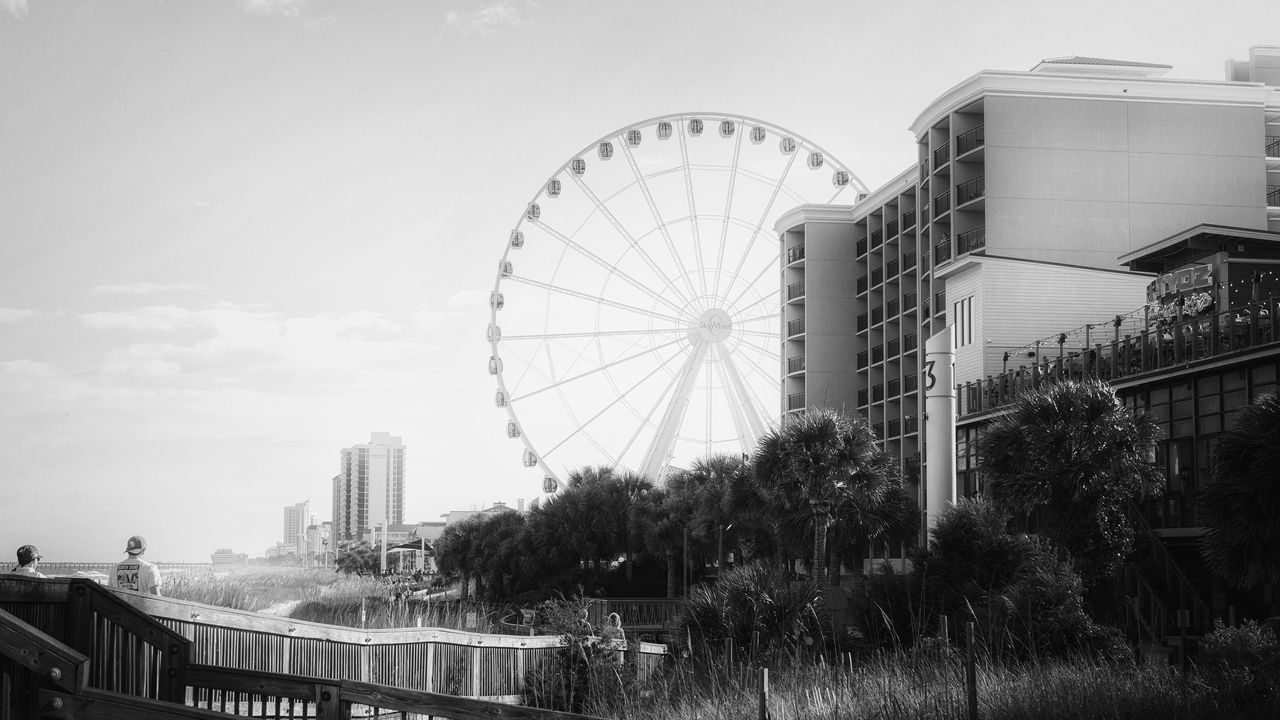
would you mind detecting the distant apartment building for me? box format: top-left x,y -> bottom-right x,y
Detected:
332,432 -> 406,543
304,521 -> 332,567
283,500 -> 310,558
439,501 -> 520,526
776,46 -> 1280,536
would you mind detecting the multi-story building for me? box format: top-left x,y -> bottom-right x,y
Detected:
283,500 -> 310,558
210,548 -> 248,568
332,432 -> 406,543
777,46 -> 1280,540
304,521 -> 332,567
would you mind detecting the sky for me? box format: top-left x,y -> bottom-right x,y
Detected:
2,0 -> 1278,563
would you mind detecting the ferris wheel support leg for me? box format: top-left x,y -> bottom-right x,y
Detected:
712,346 -> 754,453
640,339 -> 709,482
719,347 -> 766,449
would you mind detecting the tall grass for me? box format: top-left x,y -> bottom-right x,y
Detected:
588,652 -> 1260,720
163,567 -> 499,631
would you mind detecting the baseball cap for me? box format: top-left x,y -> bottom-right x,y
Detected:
125,536 -> 147,554
16,544 -> 40,565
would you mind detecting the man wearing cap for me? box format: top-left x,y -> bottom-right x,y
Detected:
110,535 -> 162,596
8,544 -> 45,577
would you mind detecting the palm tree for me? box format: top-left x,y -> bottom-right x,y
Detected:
1200,393 -> 1280,593
979,378 -> 1163,590
752,407 -> 907,584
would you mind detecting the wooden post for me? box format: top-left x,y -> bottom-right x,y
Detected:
758,667 -> 770,720
315,683 -> 344,720
965,622 -> 977,720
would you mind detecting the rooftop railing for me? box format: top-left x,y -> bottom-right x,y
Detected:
956,298 -> 1279,419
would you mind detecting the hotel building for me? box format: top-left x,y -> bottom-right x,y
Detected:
777,46 -> 1280,534
332,432 -> 407,543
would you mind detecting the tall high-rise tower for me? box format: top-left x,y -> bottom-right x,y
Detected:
332,432 -> 406,543
283,500 -> 310,557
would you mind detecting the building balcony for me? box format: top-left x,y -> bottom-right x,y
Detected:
933,190 -> 951,216
786,355 -> 805,374
887,418 -> 901,437
856,237 -> 868,256
857,388 -> 869,407
932,142 -> 950,169
956,124 -> 985,158
856,350 -> 869,370
934,237 -> 953,265
786,392 -> 806,412
1268,184 -> 1280,207
904,414 -> 919,434
786,317 -> 805,337
857,313 -> 868,332
871,268 -> 883,287
902,213 -> 917,232
787,281 -> 805,301
903,251 -> 917,272
786,244 -> 805,264
870,229 -> 884,249
903,293 -> 917,313
887,219 -> 899,238
1267,136 -> 1280,158
957,226 -> 987,255
857,276 -> 868,294
904,332 -> 918,352
956,175 -> 985,207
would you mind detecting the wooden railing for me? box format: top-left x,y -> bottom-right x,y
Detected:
1,603 -> 603,719
0,576 -> 188,702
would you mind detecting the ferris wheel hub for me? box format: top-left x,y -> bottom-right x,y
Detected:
693,308 -> 733,343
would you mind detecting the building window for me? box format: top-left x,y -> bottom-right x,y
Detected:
952,296 -> 973,348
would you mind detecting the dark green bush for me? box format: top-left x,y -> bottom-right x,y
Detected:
675,561 -> 827,665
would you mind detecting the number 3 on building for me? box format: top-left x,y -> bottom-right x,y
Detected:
922,361 -> 937,392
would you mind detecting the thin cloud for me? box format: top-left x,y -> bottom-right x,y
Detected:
92,282 -> 201,295
241,0 -> 307,16
447,289 -> 489,307
0,308 -> 35,324
80,306 -> 199,332
443,0 -> 527,35
1,0 -> 28,19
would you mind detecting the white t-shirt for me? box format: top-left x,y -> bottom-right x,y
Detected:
111,555 -> 162,595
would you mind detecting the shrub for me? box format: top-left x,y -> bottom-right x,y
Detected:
521,596 -> 636,714
1194,619 -> 1280,710
675,561 -> 827,665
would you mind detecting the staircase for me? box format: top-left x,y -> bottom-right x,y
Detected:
1127,509 -> 1212,661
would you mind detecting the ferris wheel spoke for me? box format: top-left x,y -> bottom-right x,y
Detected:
735,312 -> 782,326
511,337 -> 687,404
502,327 -> 684,342
728,254 -> 781,310
619,140 -> 701,304
730,291 -> 779,319
506,275 -> 683,325
722,152 -> 799,305
711,121 -> 745,300
734,328 -> 784,340
566,174 -> 693,308
734,341 -> 783,391
539,342 -> 689,462
639,338 -> 709,481
714,345 -> 766,449
676,121 -> 708,298
529,220 -> 687,317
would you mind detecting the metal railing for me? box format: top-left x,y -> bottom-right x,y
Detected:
957,226 -> 986,254
956,124 -> 985,156
786,392 -> 806,411
1266,136 -> 1280,158
1268,185 -> 1280,207
786,355 -> 805,374
955,298 -> 1279,419
786,244 -> 805,263
956,175 -> 985,206
786,281 -> 805,300
933,190 -> 951,216
786,317 -> 805,337
932,142 -> 950,167
934,238 -> 952,265
903,251 -> 917,271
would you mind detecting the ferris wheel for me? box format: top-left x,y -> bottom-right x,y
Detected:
488,112 -> 866,488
